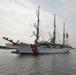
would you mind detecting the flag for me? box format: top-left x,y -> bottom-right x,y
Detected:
66,33 -> 69,38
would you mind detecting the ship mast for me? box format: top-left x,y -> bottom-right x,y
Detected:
63,22 -> 65,46
53,14 -> 56,45
34,6 -> 40,44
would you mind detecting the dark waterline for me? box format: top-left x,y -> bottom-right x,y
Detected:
0,49 -> 76,75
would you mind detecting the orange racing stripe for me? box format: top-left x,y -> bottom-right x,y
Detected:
31,45 -> 38,54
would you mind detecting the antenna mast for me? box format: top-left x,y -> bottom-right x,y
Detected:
53,14 -> 56,45
35,6 -> 40,44
63,22 -> 65,46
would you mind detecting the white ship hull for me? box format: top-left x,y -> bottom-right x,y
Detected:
16,43 -> 71,54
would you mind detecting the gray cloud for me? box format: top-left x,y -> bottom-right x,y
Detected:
0,0 -> 76,47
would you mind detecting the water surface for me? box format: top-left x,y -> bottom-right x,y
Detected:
0,49 -> 76,75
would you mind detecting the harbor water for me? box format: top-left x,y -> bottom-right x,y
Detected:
0,49 -> 76,75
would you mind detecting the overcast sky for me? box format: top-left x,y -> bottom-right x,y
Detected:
0,0 -> 76,47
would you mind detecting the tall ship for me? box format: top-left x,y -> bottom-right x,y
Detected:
16,6 -> 72,54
